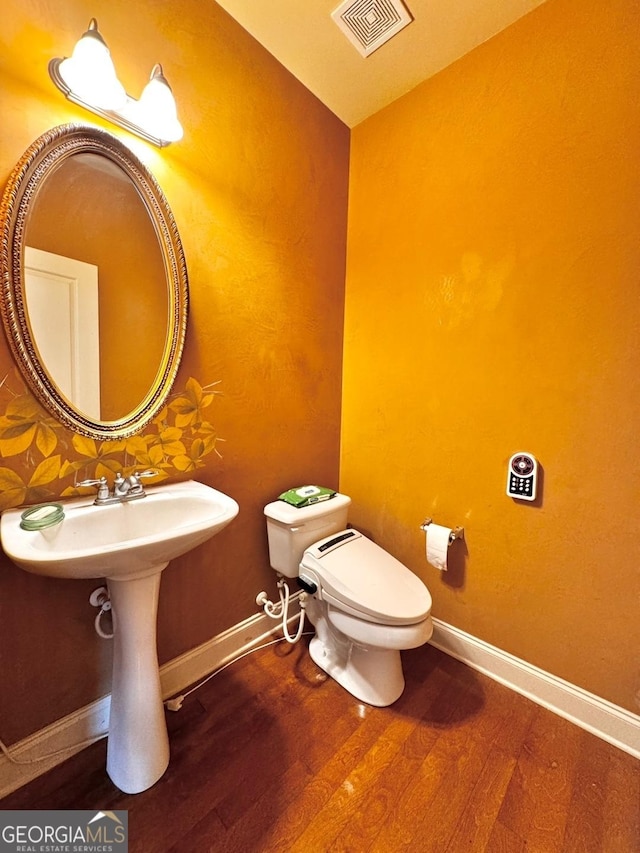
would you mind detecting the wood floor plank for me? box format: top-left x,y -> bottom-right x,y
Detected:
168,759 -> 313,853
443,694 -> 536,852
128,646 -> 315,851
293,649 -> 468,852
121,642 -> 320,853
366,679 -> 489,852
601,743 -> 640,853
484,820 -> 528,852
397,682 -> 530,852
496,706 -> 582,852
245,699 -> 392,851
330,669 -> 478,852
560,730 -> 612,852
1,640 -> 637,853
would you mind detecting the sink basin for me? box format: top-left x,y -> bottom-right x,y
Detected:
1,479 -> 239,581
1,479 -> 239,795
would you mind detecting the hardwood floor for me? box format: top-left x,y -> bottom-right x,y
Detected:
2,639 -> 638,852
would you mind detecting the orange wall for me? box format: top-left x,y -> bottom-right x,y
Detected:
0,0 -> 348,742
0,0 -> 638,755
342,0 -> 640,712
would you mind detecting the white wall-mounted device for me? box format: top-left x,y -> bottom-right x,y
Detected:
506,452 -> 538,501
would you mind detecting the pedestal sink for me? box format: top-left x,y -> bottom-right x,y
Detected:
0,479 -> 239,793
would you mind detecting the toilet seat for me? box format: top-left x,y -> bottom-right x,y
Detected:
300,529 -> 431,626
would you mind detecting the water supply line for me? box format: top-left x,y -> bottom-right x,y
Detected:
256,576 -> 307,643
165,581 -> 308,713
89,586 -> 114,639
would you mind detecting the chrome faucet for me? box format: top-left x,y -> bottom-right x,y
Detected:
77,471 -> 158,506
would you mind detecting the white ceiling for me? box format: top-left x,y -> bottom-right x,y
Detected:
215,0 -> 548,127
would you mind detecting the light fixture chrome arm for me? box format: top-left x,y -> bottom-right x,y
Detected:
49,19 -> 183,147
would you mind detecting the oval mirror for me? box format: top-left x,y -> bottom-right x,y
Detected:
0,124 -> 188,439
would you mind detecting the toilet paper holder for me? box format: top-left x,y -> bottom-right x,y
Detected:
420,518 -> 464,545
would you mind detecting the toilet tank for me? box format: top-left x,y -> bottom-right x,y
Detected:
264,493 -> 351,577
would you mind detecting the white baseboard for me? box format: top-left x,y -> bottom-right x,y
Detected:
0,601 -> 297,800
0,695 -> 112,801
160,600 -> 294,701
429,618 -> 640,760
2,603 -> 637,799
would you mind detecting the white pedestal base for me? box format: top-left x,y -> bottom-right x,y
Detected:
106,572 -> 169,794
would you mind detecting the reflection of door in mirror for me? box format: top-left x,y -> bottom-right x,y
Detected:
24,247 -> 101,420
24,152 -> 168,422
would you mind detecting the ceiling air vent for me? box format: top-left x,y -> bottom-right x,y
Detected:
331,0 -> 413,58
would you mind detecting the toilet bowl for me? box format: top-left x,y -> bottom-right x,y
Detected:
264,495 -> 433,706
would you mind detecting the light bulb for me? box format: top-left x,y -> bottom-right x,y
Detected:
57,19 -> 126,111
133,64 -> 184,143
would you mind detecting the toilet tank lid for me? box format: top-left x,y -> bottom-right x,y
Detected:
301,530 -> 431,624
264,492 -> 351,524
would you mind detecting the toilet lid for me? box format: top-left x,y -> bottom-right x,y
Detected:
301,530 -> 431,625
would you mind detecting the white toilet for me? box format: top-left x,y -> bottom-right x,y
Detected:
264,493 -> 433,706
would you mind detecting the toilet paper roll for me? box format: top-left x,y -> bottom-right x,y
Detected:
425,524 -> 451,571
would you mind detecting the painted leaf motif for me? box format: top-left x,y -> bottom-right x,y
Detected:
131,444 -> 172,470
0,466 -> 26,487
0,373 -> 223,506
156,427 -> 186,457
200,434 -> 218,455
24,486 -> 54,505
60,459 -> 88,478
159,427 -> 182,441
173,411 -> 194,429
123,435 -> 155,458
99,439 -> 127,456
0,414 -> 33,434
190,438 -> 204,459
0,467 -> 27,510
196,421 -> 217,436
151,405 -> 169,427
172,435 -> 211,472
96,460 -> 121,479
170,388 -> 200,415
5,394 -> 46,421
28,455 -> 61,487
169,378 -> 214,428
0,393 -> 60,459
163,440 -> 187,458
148,445 -> 170,466
35,423 -> 58,458
0,423 -> 37,457
172,454 -> 197,472
170,397 -> 198,429
72,435 -> 98,459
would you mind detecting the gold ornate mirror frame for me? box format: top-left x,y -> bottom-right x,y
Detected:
0,124 -> 188,439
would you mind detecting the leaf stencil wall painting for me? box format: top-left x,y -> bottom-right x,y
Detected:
0,371 -> 222,511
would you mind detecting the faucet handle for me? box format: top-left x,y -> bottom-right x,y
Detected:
132,469 -> 159,484
77,476 -> 110,501
124,470 -> 159,496
77,476 -> 107,489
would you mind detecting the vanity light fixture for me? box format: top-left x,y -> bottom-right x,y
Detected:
49,18 -> 183,147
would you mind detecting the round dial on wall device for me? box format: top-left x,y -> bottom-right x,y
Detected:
510,454 -> 535,477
